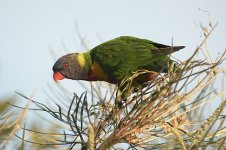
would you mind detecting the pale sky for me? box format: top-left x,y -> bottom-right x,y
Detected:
0,1 -> 225,149
0,0 -> 225,99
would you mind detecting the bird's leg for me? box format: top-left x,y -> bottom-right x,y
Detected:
114,81 -> 134,110
112,84 -> 134,126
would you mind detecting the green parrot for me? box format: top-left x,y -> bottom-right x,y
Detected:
53,36 -> 184,89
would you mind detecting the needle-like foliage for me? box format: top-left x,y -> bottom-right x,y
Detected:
1,21 -> 225,150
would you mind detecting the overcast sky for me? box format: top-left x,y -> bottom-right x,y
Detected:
0,0 -> 225,99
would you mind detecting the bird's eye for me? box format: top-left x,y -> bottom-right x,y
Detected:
63,63 -> 69,68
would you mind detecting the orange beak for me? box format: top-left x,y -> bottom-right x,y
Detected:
53,72 -> 65,82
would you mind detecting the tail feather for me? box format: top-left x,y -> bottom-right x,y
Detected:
171,46 -> 185,51
152,45 -> 185,56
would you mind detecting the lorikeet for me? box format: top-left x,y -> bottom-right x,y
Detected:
53,36 -> 184,88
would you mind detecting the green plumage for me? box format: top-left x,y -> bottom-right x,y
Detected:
90,36 -> 184,82
52,36 -> 185,99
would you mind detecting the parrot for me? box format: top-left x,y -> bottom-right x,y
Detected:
52,36 -> 184,91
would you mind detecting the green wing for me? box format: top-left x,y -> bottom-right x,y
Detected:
90,36 -> 184,81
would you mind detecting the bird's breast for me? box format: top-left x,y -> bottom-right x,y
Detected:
87,61 -> 110,82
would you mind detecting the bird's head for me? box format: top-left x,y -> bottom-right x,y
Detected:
52,53 -> 87,82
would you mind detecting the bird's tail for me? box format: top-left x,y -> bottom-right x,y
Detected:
171,46 -> 185,53
153,45 -> 185,56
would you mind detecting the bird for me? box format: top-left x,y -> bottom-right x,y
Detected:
52,36 -> 185,92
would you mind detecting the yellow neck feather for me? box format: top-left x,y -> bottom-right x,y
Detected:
77,52 -> 92,72
77,53 -> 86,68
